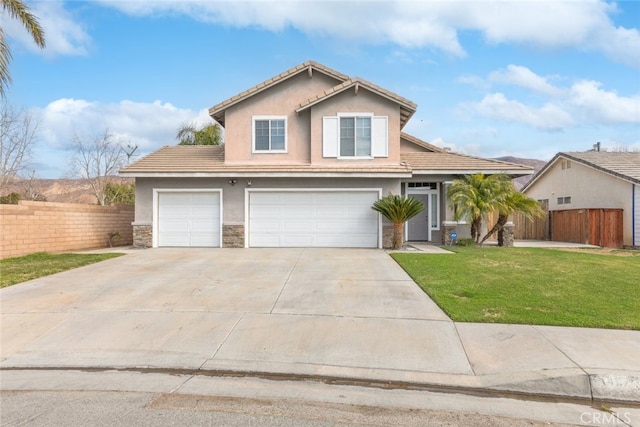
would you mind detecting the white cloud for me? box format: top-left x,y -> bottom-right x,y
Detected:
35,98 -> 210,152
429,137 -> 482,156
7,1 -> 638,67
463,65 -> 640,129
470,93 -> 574,131
1,1 -> 91,56
568,80 -> 640,124
95,0 -> 640,68
489,65 -> 561,96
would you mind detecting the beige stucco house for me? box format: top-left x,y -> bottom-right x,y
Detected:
120,61 -> 532,248
523,151 -> 640,247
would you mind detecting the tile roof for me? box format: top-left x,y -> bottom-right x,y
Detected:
401,151 -> 534,175
119,145 -> 412,176
295,78 -> 417,128
208,61 -> 349,126
523,151 -> 640,190
121,145 -> 533,177
563,151 -> 640,183
400,132 -> 445,153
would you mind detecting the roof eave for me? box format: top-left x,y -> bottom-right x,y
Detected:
411,169 -> 534,176
119,171 -> 412,178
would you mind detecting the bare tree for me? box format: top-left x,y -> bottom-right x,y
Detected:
608,143 -> 639,153
21,169 -> 46,201
0,101 -> 38,193
69,129 -> 126,206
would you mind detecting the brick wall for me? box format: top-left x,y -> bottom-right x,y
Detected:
0,201 -> 134,259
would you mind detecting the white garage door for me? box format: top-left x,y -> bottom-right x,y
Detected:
157,192 -> 220,247
249,191 -> 379,248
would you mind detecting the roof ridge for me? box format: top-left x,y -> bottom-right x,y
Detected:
208,60 -> 349,126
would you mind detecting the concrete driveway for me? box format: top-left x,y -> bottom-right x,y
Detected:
3,248 -> 639,403
0,248 -> 470,379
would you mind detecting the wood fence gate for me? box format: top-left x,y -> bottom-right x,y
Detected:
550,208 -> 623,248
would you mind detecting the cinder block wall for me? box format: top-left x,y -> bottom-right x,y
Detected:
0,201 -> 134,259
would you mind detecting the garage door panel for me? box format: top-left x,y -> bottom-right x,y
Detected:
281,235 -> 315,246
249,191 -> 379,248
250,220 -> 282,232
315,206 -> 345,217
158,219 -> 189,232
283,221 -> 315,232
160,233 -> 190,247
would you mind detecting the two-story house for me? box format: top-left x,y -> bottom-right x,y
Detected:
120,61 -> 532,248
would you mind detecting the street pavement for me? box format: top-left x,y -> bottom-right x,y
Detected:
1,247 -> 638,409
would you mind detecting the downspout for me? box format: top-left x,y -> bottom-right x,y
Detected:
633,184 -> 636,247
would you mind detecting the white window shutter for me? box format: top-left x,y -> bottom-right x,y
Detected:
371,116 -> 388,157
323,116 -> 339,158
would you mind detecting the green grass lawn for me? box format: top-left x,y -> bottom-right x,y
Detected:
0,252 -> 124,288
392,247 -> 640,330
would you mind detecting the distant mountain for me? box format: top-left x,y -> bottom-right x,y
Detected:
2,177 -> 133,204
494,156 -> 548,189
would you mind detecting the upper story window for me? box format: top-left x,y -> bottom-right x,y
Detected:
340,116 -> 371,157
323,113 -> 388,159
253,116 -> 286,153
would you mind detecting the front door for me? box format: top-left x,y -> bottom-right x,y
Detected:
407,194 -> 430,241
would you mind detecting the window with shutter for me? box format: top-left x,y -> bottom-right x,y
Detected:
323,114 -> 388,158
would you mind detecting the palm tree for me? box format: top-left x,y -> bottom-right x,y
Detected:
480,189 -> 545,246
176,122 -> 223,145
447,173 -> 512,243
372,194 -> 424,249
1,0 -> 46,97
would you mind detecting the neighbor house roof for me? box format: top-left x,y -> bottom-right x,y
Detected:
209,61 -> 348,127
295,78 -> 417,128
523,151 -> 640,191
119,145 -> 412,178
401,151 -> 534,176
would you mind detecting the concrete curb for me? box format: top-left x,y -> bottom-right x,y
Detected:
2,364 -> 638,407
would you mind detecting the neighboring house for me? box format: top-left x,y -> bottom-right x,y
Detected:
120,61 -> 532,248
523,151 -> 640,248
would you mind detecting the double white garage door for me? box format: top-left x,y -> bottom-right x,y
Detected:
156,190 -> 379,248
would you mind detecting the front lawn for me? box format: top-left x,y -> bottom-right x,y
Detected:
392,247 -> 640,330
0,252 -> 124,288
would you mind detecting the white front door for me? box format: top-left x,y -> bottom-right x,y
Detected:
157,191 -> 221,247
248,190 -> 380,248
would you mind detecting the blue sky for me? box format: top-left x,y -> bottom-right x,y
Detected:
3,0 -> 639,178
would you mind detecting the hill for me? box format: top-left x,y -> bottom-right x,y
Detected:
495,156 -> 547,189
2,177 -> 133,205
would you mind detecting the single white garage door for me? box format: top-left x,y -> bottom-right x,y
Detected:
249,191 -> 379,248
157,192 -> 220,247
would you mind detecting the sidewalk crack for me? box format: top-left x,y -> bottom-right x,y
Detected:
202,312 -> 245,366
452,322 -> 476,376
531,325 -> 594,403
269,248 -> 304,314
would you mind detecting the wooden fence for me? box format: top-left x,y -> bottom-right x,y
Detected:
551,208 -> 623,248
486,201 -> 549,241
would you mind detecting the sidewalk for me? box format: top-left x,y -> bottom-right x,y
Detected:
1,248 -> 638,407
